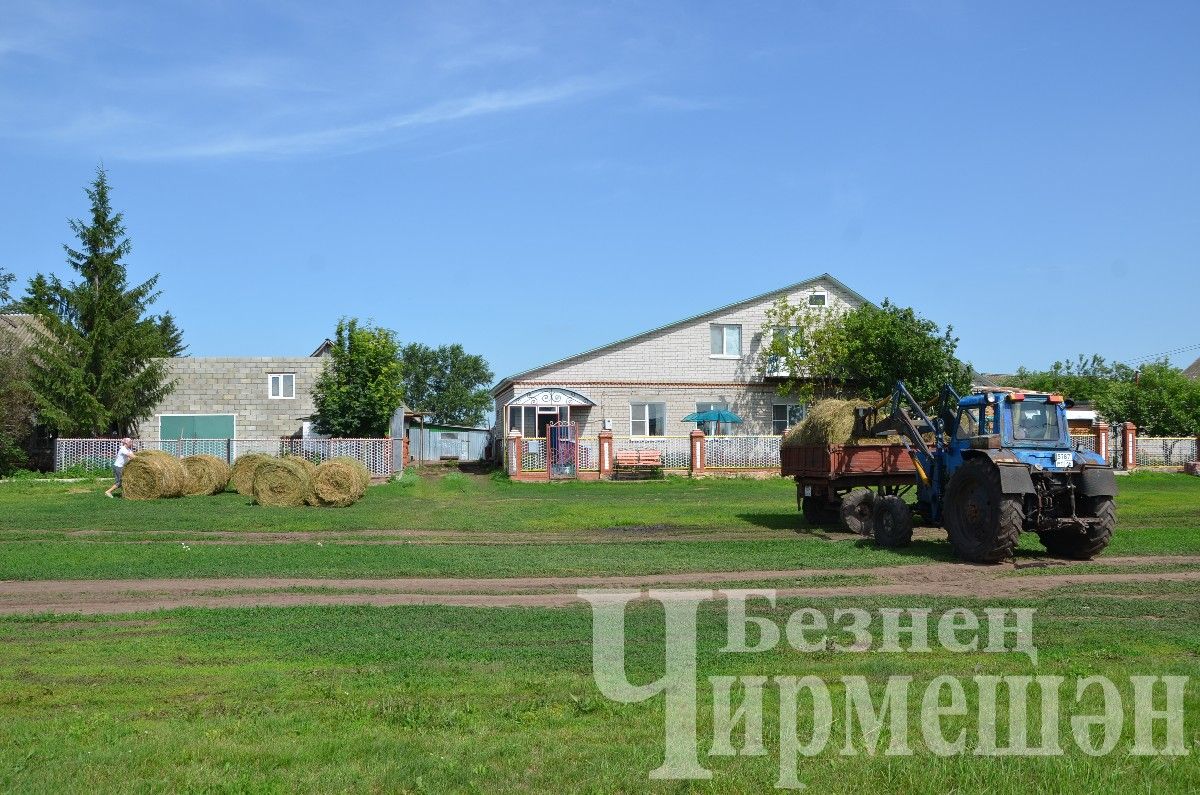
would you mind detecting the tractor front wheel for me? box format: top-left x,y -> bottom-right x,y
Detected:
872,495 -> 913,548
1038,496 -> 1115,560
943,457 -> 1021,563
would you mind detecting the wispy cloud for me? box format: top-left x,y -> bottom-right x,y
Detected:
121,78 -> 611,159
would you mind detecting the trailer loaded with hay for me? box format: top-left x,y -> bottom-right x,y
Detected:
782,383 -> 1119,563
781,399 -> 917,540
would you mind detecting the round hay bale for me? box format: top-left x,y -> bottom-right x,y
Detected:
282,454 -> 318,478
252,458 -> 311,507
181,454 -> 231,496
121,452 -> 186,500
781,399 -> 898,447
305,458 -> 370,507
230,453 -> 270,496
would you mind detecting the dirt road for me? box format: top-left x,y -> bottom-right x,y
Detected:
1,556 -> 1197,615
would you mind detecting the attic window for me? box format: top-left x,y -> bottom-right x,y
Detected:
808,293 -> 827,307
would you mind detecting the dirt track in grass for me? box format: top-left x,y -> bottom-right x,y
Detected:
2,556 -> 1199,615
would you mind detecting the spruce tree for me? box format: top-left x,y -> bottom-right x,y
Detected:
22,168 -> 175,436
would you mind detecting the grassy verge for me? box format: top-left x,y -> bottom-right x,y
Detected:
2,470 -> 1194,535
0,592 -> 1196,792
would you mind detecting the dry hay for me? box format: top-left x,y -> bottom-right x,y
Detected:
181,454 -> 231,496
252,458 -> 311,507
305,457 -> 370,507
121,451 -> 186,500
781,399 -> 899,447
282,454 -> 319,478
230,453 -> 270,496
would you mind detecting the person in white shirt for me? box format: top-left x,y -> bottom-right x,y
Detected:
105,438 -> 136,498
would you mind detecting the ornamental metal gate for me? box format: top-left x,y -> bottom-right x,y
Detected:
547,421 -> 579,480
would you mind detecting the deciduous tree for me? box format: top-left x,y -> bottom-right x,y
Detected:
399,343 -> 494,427
312,318 -> 404,437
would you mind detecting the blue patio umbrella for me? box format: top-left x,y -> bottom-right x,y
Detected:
681,409 -> 743,425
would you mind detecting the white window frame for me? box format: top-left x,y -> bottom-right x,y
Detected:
709,323 -> 742,358
629,402 -> 666,437
268,373 -> 296,400
772,403 -> 806,435
808,292 -> 827,307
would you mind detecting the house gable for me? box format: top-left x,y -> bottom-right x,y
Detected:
494,273 -> 869,391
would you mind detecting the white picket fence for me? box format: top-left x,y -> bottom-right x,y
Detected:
56,438 -> 395,478
622,436 -> 694,469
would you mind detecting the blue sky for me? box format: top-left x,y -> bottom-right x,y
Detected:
1,1 -> 1197,381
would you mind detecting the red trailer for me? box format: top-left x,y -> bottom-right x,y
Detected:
781,443 -> 918,536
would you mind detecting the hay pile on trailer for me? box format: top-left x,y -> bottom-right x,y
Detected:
781,399 -> 900,447
181,454 -> 231,496
230,453 -> 270,496
305,457 -> 371,507
251,458 -> 311,507
121,450 -> 186,500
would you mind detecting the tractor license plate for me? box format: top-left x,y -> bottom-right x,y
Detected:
1054,452 -> 1073,468
803,486 -> 813,496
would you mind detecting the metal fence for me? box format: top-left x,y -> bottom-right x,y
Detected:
56,437 -> 395,478
706,435 -> 782,469
621,436 -> 693,469
578,440 -> 599,471
1136,437 -> 1197,467
521,438 -> 547,472
1070,434 -> 1097,454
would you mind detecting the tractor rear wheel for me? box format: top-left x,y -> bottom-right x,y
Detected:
802,495 -> 837,526
872,495 -> 913,548
943,457 -> 1022,563
1038,496 -> 1115,560
840,489 -> 876,536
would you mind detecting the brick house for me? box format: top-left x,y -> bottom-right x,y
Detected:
491,274 -> 870,445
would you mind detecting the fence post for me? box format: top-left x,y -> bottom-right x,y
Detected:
507,430 -> 523,476
1093,421 -> 1109,464
598,430 -> 613,479
690,429 -> 706,477
1122,422 -> 1137,470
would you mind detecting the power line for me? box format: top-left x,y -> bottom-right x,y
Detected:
1122,343 -> 1200,366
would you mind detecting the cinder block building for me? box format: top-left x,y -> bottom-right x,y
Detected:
491,273 -> 870,443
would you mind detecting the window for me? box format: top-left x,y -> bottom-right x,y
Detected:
808,292 -> 827,306
269,373 -> 295,399
630,402 -> 666,436
772,404 -> 806,435
955,407 -> 980,440
508,405 -> 567,437
710,324 -> 742,357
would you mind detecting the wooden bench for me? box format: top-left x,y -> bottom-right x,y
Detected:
613,449 -> 664,479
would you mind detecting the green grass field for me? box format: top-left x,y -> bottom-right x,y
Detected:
0,471 -> 1196,581
0,469 -> 1197,792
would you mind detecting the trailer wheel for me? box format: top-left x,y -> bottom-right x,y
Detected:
801,496 -> 838,526
1038,496 -> 1115,560
943,457 -> 1021,563
840,489 -> 876,536
872,495 -> 912,548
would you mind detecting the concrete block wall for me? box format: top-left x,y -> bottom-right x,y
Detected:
149,357 -> 327,439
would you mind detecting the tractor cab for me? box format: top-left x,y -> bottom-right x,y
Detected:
947,390 -> 1106,472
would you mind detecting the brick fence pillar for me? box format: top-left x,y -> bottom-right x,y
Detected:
1122,422 -> 1137,470
507,430 -> 523,476
690,430 -> 706,477
598,430 -> 613,479
1094,421 -> 1109,464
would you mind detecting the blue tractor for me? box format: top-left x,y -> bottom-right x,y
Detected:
862,381 -> 1118,563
